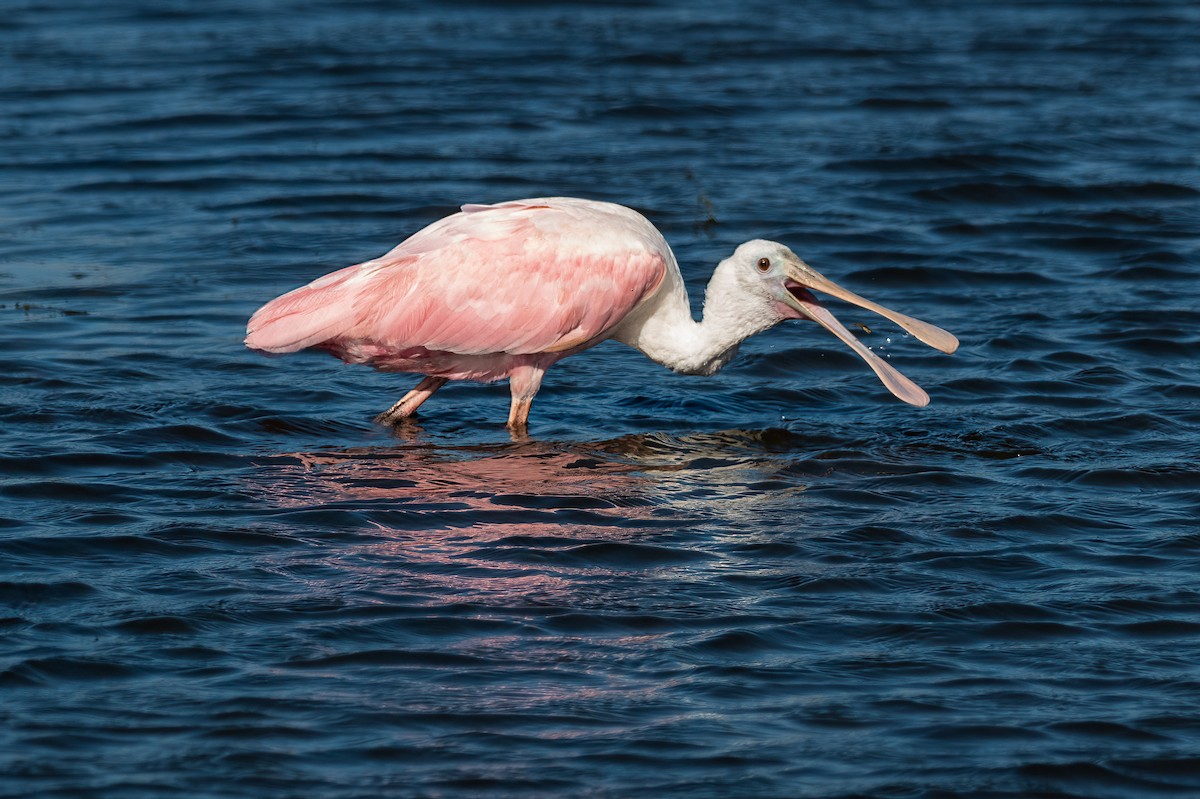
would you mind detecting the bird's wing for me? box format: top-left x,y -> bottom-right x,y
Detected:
245,200 -> 669,357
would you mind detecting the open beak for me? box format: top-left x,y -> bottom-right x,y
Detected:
778,257 -> 959,407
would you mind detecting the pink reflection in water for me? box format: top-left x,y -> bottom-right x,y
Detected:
253,429 -> 804,605
257,440 -> 672,605
269,440 -> 654,513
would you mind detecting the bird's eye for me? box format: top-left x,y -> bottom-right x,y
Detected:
756,257 -> 771,272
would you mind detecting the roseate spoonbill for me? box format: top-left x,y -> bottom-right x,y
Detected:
245,197 -> 958,429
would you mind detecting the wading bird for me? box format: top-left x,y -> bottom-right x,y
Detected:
246,197 -> 957,429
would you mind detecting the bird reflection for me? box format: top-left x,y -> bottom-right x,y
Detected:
262,427 -> 805,510
271,437 -> 653,511
253,429 -> 808,606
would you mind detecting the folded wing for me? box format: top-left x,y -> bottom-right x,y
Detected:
245,200 -> 668,359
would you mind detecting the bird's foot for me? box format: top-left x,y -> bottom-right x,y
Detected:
505,421 -> 531,443
376,377 -> 448,425
375,409 -> 414,426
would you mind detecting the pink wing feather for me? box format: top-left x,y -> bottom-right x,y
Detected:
245,199 -> 668,363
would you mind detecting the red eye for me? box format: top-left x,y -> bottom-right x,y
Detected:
756,257 -> 771,272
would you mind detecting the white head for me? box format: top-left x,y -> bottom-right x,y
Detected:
707,239 -> 959,406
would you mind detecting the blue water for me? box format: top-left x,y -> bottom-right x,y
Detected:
3,1 -> 1200,796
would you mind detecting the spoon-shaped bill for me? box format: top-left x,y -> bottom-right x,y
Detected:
786,261 -> 959,355
781,283 -> 931,407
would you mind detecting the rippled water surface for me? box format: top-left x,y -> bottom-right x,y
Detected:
3,1 -> 1200,797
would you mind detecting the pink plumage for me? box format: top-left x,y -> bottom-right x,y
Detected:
247,199 -> 666,362
247,196 -> 958,429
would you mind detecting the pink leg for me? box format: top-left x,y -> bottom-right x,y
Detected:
506,363 -> 546,430
376,376 -> 448,424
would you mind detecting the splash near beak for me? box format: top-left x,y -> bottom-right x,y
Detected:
779,258 -> 959,407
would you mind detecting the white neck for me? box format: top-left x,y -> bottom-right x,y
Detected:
611,260 -> 779,376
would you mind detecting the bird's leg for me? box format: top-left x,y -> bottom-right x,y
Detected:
507,396 -> 534,432
506,364 -> 545,431
376,376 -> 448,424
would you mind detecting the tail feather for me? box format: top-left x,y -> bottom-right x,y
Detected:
244,264 -> 362,353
